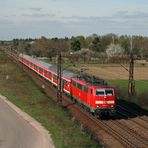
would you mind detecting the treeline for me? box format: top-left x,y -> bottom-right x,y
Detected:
1,33 -> 148,61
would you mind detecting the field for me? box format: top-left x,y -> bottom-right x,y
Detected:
0,51 -> 101,148
69,63 -> 148,80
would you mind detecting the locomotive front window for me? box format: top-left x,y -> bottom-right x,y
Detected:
105,90 -> 113,96
96,89 -> 114,96
96,90 -> 105,96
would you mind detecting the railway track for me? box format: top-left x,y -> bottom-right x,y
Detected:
116,104 -> 148,147
4,50 -> 148,148
104,122 -> 147,147
75,104 -> 148,148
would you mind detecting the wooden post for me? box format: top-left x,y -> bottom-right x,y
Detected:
57,50 -> 62,104
128,37 -> 136,98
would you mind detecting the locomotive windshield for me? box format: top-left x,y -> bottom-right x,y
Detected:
105,90 -> 113,96
96,89 -> 113,96
96,90 -> 104,96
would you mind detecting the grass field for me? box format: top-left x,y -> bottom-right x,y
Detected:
0,51 -> 101,148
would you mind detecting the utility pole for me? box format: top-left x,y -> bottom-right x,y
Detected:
128,37 -> 135,98
57,50 -> 62,104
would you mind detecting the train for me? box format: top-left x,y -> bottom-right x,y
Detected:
18,54 -> 117,118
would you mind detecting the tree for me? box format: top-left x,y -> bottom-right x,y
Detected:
101,34 -> 117,52
119,36 -> 130,54
0,41 -> 4,45
76,36 -> 86,48
85,36 -> 93,49
70,37 -> 81,51
74,48 -> 94,63
90,36 -> 101,52
29,36 -> 69,58
106,43 -> 124,58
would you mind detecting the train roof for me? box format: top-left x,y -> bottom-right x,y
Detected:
19,54 -> 53,70
49,65 -> 78,79
20,54 -> 78,80
72,75 -> 108,87
62,70 -> 78,80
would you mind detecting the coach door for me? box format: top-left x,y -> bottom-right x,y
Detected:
87,88 -> 93,106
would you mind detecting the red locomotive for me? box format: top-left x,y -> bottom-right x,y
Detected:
19,54 -> 116,117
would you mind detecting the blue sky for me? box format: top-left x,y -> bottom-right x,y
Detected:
0,0 -> 148,40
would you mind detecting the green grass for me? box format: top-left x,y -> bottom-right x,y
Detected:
0,51 -> 101,148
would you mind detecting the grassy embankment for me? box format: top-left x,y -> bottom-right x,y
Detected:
0,51 -> 101,148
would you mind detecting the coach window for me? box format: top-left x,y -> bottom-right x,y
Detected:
47,72 -> 50,77
53,75 -> 57,80
39,68 -> 43,72
44,70 -> 47,75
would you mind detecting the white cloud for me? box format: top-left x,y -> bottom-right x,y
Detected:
0,19 -> 13,25
21,13 -> 56,18
29,8 -> 42,11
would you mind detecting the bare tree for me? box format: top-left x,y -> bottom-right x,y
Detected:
106,43 -> 124,63
74,48 -> 94,63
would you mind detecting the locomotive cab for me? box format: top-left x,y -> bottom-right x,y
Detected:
93,87 -> 116,117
